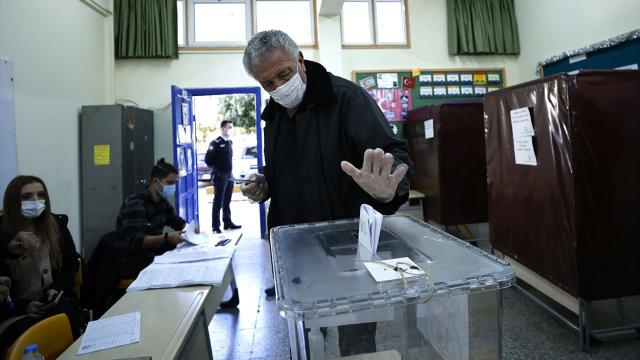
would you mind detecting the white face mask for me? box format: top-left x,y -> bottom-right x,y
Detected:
21,200 -> 46,219
269,63 -> 306,109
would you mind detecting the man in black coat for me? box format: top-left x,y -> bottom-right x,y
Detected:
205,120 -> 241,234
241,30 -> 413,357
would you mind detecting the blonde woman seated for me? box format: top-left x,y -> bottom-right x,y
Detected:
0,175 -> 80,354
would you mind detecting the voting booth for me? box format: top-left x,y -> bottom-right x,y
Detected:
271,215 -> 515,360
483,70 -> 640,349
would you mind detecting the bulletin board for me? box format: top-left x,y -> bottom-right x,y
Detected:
353,68 -> 505,140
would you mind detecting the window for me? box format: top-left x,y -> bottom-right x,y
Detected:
341,0 -> 408,46
177,0 -> 185,46
189,0 -> 251,46
179,0 -> 316,48
255,1 -> 314,45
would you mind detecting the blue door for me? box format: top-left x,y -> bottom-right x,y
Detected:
171,85 -> 199,225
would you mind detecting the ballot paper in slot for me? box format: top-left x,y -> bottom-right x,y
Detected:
77,312 -> 141,355
127,257 -> 230,291
357,204 -> 383,261
362,257 -> 426,282
152,243 -> 235,264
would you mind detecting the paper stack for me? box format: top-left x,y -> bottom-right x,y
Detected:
127,231 -> 238,292
181,223 -> 211,245
77,312 -> 141,355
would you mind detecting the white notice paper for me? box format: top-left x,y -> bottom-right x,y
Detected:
77,312 -> 141,355
376,73 -> 398,88
513,137 -> 538,166
363,257 -> 425,282
510,107 -> 537,166
424,119 -> 434,139
510,107 -> 535,137
358,204 -> 382,260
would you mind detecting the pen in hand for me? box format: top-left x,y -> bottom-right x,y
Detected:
6,294 -> 14,309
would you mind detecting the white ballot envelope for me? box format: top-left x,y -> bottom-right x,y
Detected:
357,204 -> 383,261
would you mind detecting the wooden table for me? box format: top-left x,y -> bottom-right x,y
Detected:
58,260 -> 233,360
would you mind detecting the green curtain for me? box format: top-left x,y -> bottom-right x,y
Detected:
447,0 -> 520,55
114,0 -> 178,59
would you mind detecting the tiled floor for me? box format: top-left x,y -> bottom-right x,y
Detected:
204,191 -> 640,360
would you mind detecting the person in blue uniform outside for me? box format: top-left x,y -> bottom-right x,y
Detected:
205,120 -> 242,234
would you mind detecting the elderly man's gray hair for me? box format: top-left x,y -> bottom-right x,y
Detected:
243,30 -> 299,77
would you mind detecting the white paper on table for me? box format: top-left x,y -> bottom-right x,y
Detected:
127,257 -> 230,291
509,107 -> 535,138
424,119 -> 434,139
376,73 -> 398,88
77,312 -> 141,355
358,204 -> 382,260
363,257 -> 425,282
513,136 -> 538,166
181,223 -> 212,245
153,243 -> 235,264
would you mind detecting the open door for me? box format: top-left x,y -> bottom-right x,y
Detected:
171,85 -> 199,225
187,86 -> 265,238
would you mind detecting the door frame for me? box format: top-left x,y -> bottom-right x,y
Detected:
187,86 -> 266,238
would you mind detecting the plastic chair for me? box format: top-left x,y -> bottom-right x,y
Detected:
6,313 -> 74,360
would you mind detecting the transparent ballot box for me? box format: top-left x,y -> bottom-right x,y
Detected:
271,215 -> 516,360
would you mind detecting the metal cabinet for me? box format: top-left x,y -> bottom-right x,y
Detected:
80,105 -> 154,259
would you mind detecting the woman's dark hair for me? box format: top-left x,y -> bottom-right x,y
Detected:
150,158 -> 178,181
1,175 -> 63,270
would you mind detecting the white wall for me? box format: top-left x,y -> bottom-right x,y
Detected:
0,0 -> 113,245
515,0 -> 640,82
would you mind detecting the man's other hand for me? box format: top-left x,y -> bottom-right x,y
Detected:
240,173 -> 268,203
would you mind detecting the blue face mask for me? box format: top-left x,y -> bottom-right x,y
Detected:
159,182 -> 176,200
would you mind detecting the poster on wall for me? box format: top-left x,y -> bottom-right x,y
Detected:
367,88 -> 412,121
376,73 -> 399,88
359,76 -> 377,89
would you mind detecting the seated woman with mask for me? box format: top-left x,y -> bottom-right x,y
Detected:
0,175 -> 81,354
